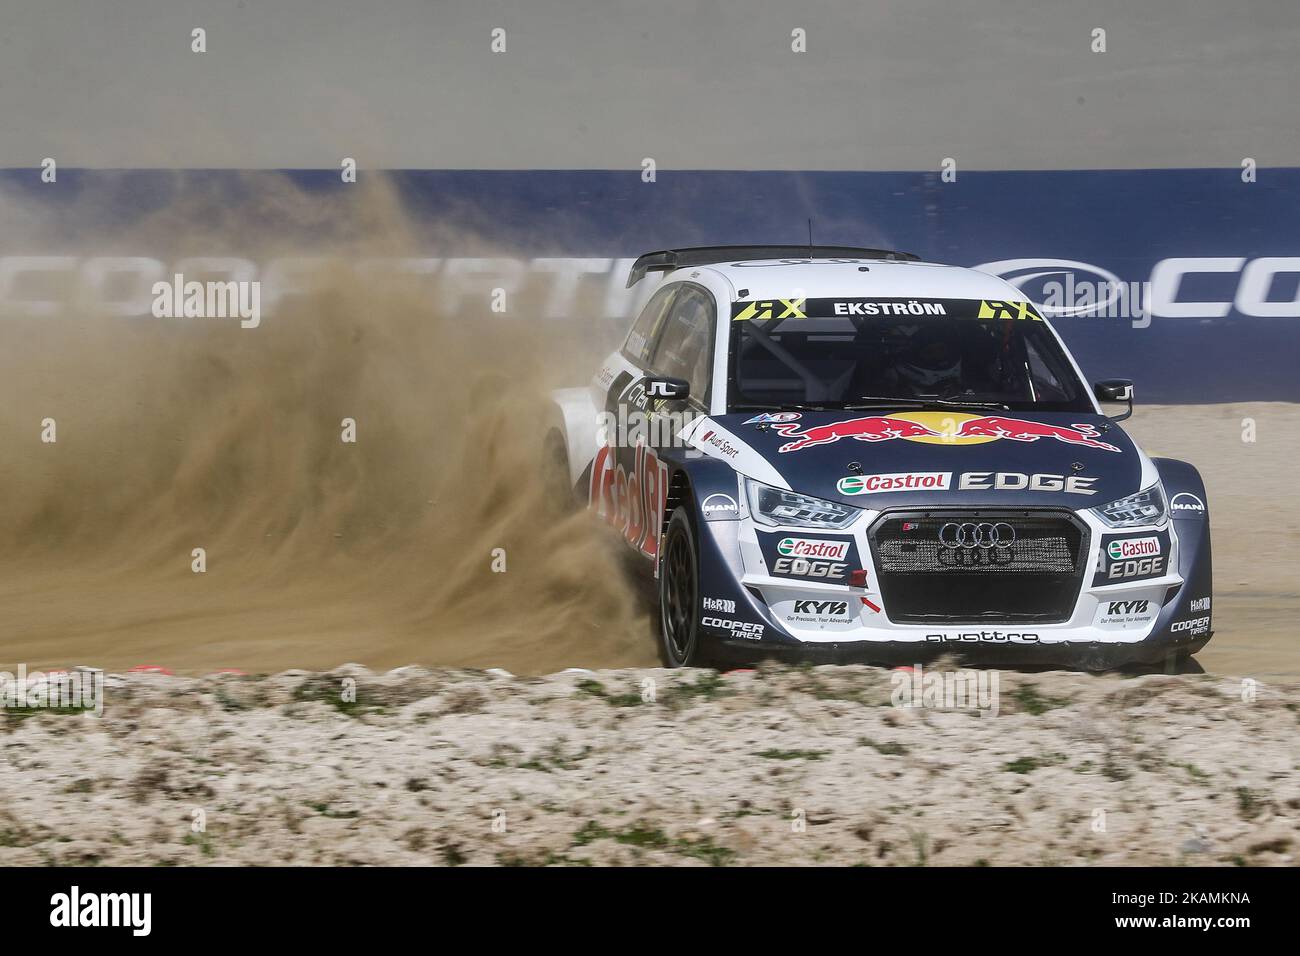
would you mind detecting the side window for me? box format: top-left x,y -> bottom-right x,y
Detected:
622,285 -> 677,366
1025,336 -> 1071,401
649,285 -> 715,408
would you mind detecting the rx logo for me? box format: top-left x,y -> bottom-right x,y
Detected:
733,298 -> 807,321
977,299 -> 1042,321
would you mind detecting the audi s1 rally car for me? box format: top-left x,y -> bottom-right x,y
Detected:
545,246 -> 1213,671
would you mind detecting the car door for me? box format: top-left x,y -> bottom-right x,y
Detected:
646,282 -> 715,416
591,282 -> 716,561
599,282 -> 678,420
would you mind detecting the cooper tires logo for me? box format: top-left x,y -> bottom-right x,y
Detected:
938,522 -> 1016,549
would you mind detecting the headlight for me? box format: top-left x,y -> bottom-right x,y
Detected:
1090,482 -> 1168,528
744,477 -> 861,530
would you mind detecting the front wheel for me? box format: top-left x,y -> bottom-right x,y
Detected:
541,430 -> 575,517
658,509 -> 705,667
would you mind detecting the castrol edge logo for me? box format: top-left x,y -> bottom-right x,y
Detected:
776,537 -> 850,561
1106,536 -> 1162,561
837,472 -> 951,495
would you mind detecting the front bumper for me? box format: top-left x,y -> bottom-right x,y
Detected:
709,631 -> 1213,670
694,491 -> 1213,672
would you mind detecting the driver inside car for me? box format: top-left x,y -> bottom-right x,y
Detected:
890,325 -> 965,397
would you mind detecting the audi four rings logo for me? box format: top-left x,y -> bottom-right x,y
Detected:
938,522 -> 1016,549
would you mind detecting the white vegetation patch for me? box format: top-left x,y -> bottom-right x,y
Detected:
0,664 -> 1295,867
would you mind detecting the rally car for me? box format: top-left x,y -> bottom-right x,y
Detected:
546,246 -> 1213,670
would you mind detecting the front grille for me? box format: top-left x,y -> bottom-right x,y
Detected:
869,510 -> 1089,624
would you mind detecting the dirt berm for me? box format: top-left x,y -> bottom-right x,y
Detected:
1,663 -> 1294,866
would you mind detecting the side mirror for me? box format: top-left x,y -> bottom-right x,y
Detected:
1094,379 -> 1134,421
644,376 -> 690,401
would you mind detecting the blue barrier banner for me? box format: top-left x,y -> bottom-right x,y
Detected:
2,168 -> 1297,402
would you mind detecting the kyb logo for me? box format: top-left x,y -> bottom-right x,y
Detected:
152,273 -> 261,328
50,886 -> 151,936
1107,600 -> 1149,615
1096,597 -> 1155,627
792,600 -> 849,616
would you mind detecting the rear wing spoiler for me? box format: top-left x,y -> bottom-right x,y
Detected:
626,245 -> 919,287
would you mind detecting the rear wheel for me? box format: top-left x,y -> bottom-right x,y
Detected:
658,509 -> 704,667
542,430 -> 574,516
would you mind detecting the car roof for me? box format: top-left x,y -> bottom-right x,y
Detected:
671,258 -> 1025,303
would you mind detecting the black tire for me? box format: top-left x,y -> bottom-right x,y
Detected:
1163,650 -> 1206,675
657,509 -> 705,667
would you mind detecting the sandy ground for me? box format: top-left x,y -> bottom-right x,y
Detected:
1121,403 -> 1300,679
1,663 -> 1295,866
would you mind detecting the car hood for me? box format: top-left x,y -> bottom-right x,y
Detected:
685,409 -> 1146,508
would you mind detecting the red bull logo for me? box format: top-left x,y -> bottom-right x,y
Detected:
947,415 -> 1120,452
589,440 -> 669,561
773,416 -> 938,453
772,412 -> 1121,453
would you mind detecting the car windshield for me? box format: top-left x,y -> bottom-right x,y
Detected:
727,296 -> 1092,412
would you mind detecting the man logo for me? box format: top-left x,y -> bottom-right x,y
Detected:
1170,492 -> 1206,516
700,493 -> 740,520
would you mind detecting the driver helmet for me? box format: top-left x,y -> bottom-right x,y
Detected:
898,326 -> 962,391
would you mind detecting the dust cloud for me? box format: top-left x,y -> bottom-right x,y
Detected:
0,175 -> 655,675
